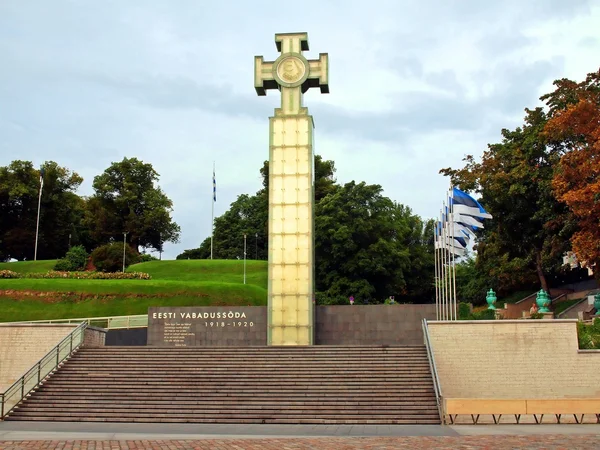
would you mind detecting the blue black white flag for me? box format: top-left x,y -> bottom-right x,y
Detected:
213,168 -> 216,202
450,187 -> 492,219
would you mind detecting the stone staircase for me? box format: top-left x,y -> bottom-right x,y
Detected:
5,346 -> 441,424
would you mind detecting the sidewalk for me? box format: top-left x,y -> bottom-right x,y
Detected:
1,421 -> 599,440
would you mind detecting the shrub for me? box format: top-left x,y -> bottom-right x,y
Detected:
54,245 -> 89,272
458,302 -> 472,319
578,319 -> 600,349
458,302 -> 496,320
23,271 -> 151,280
138,253 -> 158,263
0,270 -> 19,278
91,243 -> 140,273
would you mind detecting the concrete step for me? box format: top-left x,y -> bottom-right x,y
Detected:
6,345 -> 441,425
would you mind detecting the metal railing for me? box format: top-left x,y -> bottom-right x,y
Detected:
0,322 -> 87,419
422,319 -> 444,423
4,314 -> 148,330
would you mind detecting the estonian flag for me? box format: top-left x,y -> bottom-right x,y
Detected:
454,212 -> 484,230
451,187 -> 492,219
213,168 -> 216,202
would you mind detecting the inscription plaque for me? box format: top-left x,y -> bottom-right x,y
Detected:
147,307 -> 267,347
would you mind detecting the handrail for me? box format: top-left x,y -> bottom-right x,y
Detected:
557,296 -> 592,319
2,314 -> 148,330
422,319 -> 443,424
0,322 -> 87,419
515,292 -> 537,305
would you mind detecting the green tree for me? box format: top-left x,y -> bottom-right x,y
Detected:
186,155 -> 337,260
176,245 -> 210,260
85,157 -> 181,253
0,160 -> 84,261
211,193 -> 268,260
440,107 -> 572,292
315,181 -> 431,304
454,257 -> 493,306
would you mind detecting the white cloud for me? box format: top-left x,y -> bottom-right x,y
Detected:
0,0 -> 598,258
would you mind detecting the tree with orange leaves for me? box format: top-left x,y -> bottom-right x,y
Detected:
543,70 -> 600,277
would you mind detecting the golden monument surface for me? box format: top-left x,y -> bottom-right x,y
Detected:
254,32 -> 329,345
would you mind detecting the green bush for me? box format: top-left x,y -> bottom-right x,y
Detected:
458,302 -> 496,320
54,245 -> 89,272
578,320 -> 600,349
138,253 -> 158,263
91,243 -> 139,273
458,302 -> 472,319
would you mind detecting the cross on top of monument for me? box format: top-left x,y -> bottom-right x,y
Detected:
255,32 -> 329,114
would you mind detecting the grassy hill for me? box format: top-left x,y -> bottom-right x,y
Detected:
0,259 -> 268,323
0,260 -> 58,274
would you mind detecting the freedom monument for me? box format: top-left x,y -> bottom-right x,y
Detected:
254,32 -> 329,345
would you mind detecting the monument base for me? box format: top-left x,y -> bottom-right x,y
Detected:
268,112 -> 315,346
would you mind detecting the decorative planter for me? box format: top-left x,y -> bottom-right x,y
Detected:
536,289 -> 551,313
486,289 -> 497,310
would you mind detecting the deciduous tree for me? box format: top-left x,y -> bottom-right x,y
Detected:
86,157 -> 180,253
440,107 -> 572,292
543,69 -> 600,276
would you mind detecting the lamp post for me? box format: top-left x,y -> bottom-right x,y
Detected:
255,233 -> 258,260
122,232 -> 128,273
243,233 -> 247,284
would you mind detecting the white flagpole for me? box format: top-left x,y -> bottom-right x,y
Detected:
211,161 -> 215,260
444,205 -> 452,320
433,224 -> 439,320
34,172 -> 43,261
450,187 -> 458,320
448,192 -> 456,320
440,205 -> 448,320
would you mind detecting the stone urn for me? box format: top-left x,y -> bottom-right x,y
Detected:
486,289 -> 497,310
536,289 -> 551,313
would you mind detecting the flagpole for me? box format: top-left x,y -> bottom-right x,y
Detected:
449,192 -> 454,320
433,224 -> 439,320
441,207 -> 448,320
211,161 -> 215,260
446,191 -> 453,320
34,170 -> 44,261
450,186 -> 458,320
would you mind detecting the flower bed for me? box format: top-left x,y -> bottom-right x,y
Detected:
0,270 -> 19,278
1,271 -> 151,280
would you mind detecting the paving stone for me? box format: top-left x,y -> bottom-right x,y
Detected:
2,436 -> 600,450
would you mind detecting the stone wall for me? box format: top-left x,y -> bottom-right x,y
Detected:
0,324 -> 77,391
147,307 -> 268,346
83,326 -> 106,347
315,304 -> 436,345
144,304 -> 435,347
428,320 -> 600,399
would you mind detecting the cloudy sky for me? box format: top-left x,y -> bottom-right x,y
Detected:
1,1 -> 598,259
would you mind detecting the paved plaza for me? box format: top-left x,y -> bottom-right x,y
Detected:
0,423 -> 599,449
1,435 -> 600,449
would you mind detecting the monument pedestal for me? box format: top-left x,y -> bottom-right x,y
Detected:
268,112 -> 314,345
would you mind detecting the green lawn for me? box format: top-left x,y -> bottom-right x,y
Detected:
0,260 -> 58,274
0,259 -> 268,322
129,259 -> 267,288
553,298 -> 583,316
